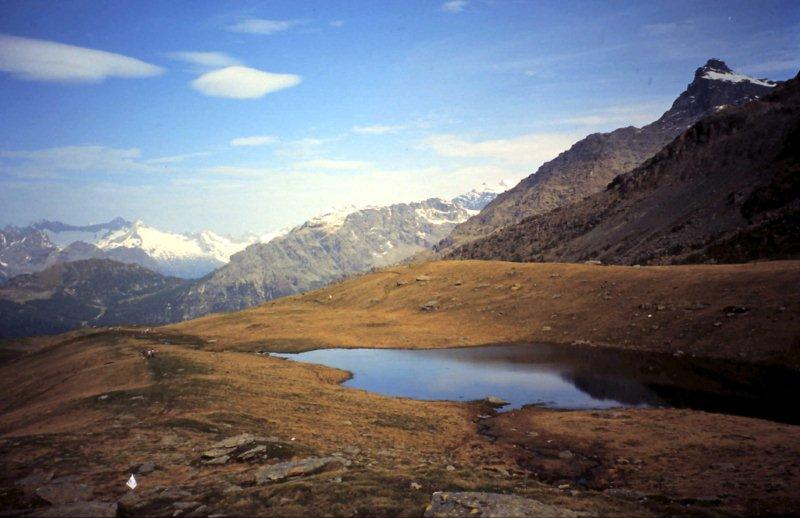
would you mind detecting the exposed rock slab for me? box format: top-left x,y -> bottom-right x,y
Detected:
254,456 -> 349,484
424,492 -> 587,517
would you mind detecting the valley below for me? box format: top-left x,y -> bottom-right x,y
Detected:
1,260 -> 799,516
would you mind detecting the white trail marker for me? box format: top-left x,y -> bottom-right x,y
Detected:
126,474 -> 138,490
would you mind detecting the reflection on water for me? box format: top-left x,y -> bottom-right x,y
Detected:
274,343 -> 800,423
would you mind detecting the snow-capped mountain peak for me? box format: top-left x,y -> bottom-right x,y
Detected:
698,58 -> 776,88
451,180 -> 511,212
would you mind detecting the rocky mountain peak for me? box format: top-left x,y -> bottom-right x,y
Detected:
655,58 -> 776,131
696,58 -> 733,77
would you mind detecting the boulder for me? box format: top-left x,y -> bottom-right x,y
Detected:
35,481 -> 92,505
484,396 -> 509,406
424,492 -> 585,517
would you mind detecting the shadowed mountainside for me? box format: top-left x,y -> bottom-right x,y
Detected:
437,59 -> 778,253
446,71 -> 799,265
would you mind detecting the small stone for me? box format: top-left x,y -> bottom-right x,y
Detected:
542,325 -> 552,331
558,450 -> 575,460
416,275 -> 433,282
137,462 -> 156,474
203,455 -> 230,465
420,300 -> 439,311
446,465 -> 456,472
98,395 -> 109,401
411,482 -> 422,490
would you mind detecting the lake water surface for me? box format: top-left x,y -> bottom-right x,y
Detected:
274,343 -> 800,424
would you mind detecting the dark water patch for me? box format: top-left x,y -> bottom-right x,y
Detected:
275,343 -> 800,424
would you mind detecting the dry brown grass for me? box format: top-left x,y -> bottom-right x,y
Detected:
170,260 -> 800,366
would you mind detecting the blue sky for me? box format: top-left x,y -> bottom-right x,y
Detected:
0,0 -> 798,235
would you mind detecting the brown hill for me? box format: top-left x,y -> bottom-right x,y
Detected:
447,72 -> 800,265
437,59 -> 777,252
2,259 -> 800,515
169,260 -> 800,368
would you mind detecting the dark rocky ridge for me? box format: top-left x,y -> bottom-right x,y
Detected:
0,259 -> 186,338
446,72 -> 800,265
437,59 -> 778,252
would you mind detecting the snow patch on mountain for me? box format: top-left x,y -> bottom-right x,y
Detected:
702,69 -> 776,88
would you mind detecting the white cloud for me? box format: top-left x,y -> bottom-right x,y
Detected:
422,133 -> 577,166
230,135 -> 277,147
0,145 -> 151,177
294,158 -> 373,170
190,66 -> 301,99
330,20 -> 345,28
351,124 -> 405,135
167,51 -> 241,68
0,33 -> 163,83
227,19 -> 308,35
441,1 -> 468,13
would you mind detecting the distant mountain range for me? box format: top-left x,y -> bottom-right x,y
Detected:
0,218 -> 258,281
0,185 -> 503,336
169,188 -> 503,319
0,259 -> 185,338
436,59 -> 779,254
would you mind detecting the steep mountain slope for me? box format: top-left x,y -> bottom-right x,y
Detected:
0,259 -> 186,338
170,191 -> 499,319
437,59 -> 777,252
447,73 -> 800,265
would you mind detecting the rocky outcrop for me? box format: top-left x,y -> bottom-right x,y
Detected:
437,59 -> 778,252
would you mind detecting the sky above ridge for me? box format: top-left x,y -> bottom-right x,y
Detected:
0,0 -> 798,235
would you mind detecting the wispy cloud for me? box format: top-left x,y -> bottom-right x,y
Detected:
351,124 -> 406,135
0,34 -> 163,83
0,145 -> 151,177
167,51 -> 241,68
422,133 -> 577,166
146,151 -> 212,165
190,66 -> 301,99
227,18 -> 309,35
294,158 -> 373,171
330,20 -> 345,28
558,101 -> 668,128
441,1 -> 468,13
230,135 -> 277,147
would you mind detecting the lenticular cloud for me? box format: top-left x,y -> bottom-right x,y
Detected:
0,34 -> 163,83
190,66 -> 301,99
